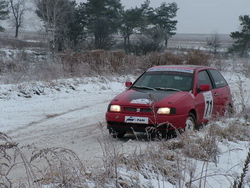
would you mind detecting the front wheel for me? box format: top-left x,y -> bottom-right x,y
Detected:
185,113 -> 197,131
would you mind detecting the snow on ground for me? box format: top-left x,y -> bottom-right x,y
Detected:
0,71 -> 250,187
1,76 -> 126,133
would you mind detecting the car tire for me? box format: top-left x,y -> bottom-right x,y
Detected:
160,130 -> 167,139
185,113 -> 197,131
109,129 -> 126,138
146,130 -> 167,140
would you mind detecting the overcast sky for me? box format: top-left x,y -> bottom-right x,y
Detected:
77,0 -> 250,34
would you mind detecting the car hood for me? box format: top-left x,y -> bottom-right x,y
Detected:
111,89 -> 189,107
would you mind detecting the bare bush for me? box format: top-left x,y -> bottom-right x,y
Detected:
0,132 -> 88,188
0,37 -> 48,49
164,127 -> 220,163
161,52 -> 184,65
95,138 -> 128,187
242,61 -> 250,78
29,146 -> 87,187
0,56 -> 29,75
232,77 -> 250,122
0,48 -> 218,84
211,58 -> 223,70
116,141 -> 180,186
0,50 -> 61,84
108,50 -> 126,73
206,31 -> 221,56
84,50 -> 108,75
0,133 -> 40,188
59,50 -> 144,77
185,50 -> 212,66
146,52 -> 184,67
210,119 -> 250,142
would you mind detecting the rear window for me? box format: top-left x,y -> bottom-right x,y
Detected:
208,69 -> 228,88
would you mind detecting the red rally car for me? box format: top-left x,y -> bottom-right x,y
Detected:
106,65 -> 233,138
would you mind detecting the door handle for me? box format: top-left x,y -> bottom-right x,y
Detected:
214,93 -> 218,96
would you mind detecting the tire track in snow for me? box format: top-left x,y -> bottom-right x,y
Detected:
6,99 -> 110,137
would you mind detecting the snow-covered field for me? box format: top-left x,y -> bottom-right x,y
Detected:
1,69 -> 250,187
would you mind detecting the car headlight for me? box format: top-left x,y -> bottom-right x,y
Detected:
157,107 -> 171,114
157,107 -> 176,114
109,105 -> 121,112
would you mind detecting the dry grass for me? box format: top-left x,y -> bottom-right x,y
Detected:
29,146 -> 87,187
1,113 -> 250,187
185,50 -> 211,66
209,119 -> 250,142
0,133 -> 40,188
0,133 -> 88,187
0,49 -> 214,84
0,37 -> 48,49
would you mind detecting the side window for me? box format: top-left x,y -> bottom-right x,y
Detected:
208,69 -> 228,88
197,70 -> 213,89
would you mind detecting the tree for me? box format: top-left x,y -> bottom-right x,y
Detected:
67,3 -> 87,50
84,0 -> 123,50
119,1 -> 151,52
137,27 -> 165,55
9,0 -> 29,38
131,1 -> 178,54
120,8 -> 142,51
206,31 -> 221,56
136,0 -> 152,32
35,0 -> 77,51
148,2 -> 178,47
0,0 -> 9,32
229,15 -> 250,57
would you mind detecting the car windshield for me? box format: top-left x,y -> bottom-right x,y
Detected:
132,71 -> 193,91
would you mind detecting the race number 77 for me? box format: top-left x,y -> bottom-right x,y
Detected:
203,91 -> 213,119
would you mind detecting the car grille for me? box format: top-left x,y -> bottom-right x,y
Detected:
123,107 -> 153,113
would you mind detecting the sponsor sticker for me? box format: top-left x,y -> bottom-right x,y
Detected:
125,116 -> 148,124
147,67 -> 194,73
130,98 -> 152,104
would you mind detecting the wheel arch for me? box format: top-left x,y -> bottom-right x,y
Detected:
189,109 -> 196,118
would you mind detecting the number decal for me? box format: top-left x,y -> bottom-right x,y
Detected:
203,91 -> 213,119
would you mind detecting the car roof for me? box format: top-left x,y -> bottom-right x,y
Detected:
147,65 -> 214,73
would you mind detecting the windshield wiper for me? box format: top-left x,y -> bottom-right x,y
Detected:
154,87 -> 181,92
132,85 -> 156,91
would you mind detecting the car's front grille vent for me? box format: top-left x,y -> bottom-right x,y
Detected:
124,107 -> 136,112
123,107 -> 153,113
140,108 -> 152,112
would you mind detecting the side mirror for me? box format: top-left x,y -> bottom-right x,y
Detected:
125,81 -> 132,87
198,84 -> 210,92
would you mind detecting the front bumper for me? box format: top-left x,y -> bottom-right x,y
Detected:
106,112 -> 187,132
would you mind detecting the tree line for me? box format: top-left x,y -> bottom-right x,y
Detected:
0,0 -> 179,55
0,0 -> 250,57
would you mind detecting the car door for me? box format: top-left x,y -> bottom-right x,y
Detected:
194,70 -> 220,123
207,69 -> 231,115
